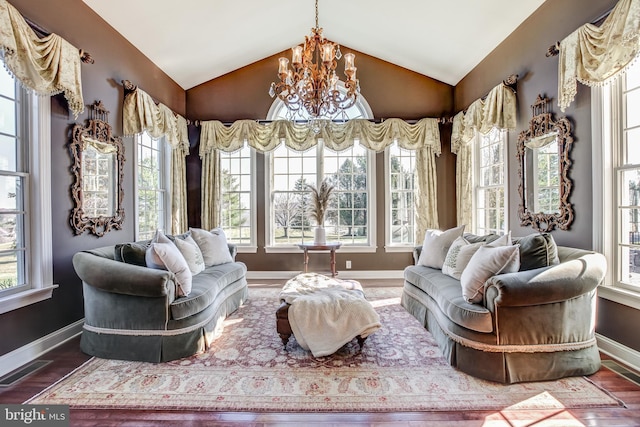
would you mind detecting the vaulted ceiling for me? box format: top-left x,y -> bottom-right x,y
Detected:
83,0 -> 547,90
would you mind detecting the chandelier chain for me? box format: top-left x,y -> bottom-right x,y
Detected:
315,0 -> 319,29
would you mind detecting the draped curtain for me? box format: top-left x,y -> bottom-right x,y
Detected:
123,87 -> 189,234
0,0 -> 84,117
558,0 -> 640,111
199,118 -> 441,239
451,82 -> 517,228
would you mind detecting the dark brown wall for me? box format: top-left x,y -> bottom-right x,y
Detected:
0,0 -> 184,356
455,0 -> 640,351
186,48 -> 455,272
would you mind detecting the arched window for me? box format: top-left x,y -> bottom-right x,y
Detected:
264,91 -> 379,251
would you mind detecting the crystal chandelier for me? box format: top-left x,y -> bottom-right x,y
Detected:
269,0 -> 360,119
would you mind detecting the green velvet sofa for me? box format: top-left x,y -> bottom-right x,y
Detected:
402,234 -> 606,384
73,241 -> 248,363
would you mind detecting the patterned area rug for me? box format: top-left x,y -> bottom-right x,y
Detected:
27,287 -> 623,412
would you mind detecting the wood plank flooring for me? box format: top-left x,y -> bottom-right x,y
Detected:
1,282 -> 639,426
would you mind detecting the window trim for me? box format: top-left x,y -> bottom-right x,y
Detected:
592,75 -> 640,308
133,133 -> 171,240
218,146 -> 258,253
0,93 -> 57,315
264,141 -> 377,253
471,128 -> 509,235
384,144 -> 416,252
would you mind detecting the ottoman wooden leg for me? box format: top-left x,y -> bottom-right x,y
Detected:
276,302 -> 293,349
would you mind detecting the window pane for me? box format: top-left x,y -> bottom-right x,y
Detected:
626,88 -> 640,128
0,65 -> 15,99
625,128 -> 640,165
0,134 -> 17,172
0,175 -> 23,211
0,96 -> 16,135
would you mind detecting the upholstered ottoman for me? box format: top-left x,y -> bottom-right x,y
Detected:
276,273 -> 381,357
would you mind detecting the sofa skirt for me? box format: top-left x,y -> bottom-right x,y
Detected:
80,279 -> 249,363
401,284 -> 601,384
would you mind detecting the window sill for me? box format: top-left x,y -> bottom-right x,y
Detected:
265,245 -> 378,254
598,285 -> 640,311
0,284 -> 58,315
384,245 -> 416,253
235,245 -> 258,254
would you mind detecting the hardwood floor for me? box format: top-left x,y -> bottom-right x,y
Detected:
2,337 -> 640,426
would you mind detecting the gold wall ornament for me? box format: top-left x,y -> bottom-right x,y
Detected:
517,95 -> 574,232
269,0 -> 360,119
69,101 -> 125,237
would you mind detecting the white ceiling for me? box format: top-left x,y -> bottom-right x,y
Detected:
83,0 -> 547,90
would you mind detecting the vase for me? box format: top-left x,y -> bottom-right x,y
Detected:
314,226 -> 326,245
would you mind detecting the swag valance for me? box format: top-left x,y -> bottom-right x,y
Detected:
123,86 -> 189,154
0,0 -> 84,117
558,0 -> 640,111
199,118 -> 441,157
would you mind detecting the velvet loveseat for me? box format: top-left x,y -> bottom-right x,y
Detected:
73,229 -> 248,363
402,229 -> 606,384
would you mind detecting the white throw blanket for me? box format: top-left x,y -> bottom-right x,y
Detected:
279,273 -> 382,357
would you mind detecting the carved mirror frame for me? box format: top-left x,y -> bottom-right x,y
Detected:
69,101 -> 125,236
517,95 -> 574,232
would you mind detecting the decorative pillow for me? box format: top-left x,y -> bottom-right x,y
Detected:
174,235 -> 205,275
417,225 -> 465,269
152,229 -> 173,244
145,241 -> 193,296
114,242 -> 149,266
486,231 -> 512,247
513,233 -> 560,271
463,233 -> 500,244
190,227 -> 233,266
460,244 -> 521,304
442,236 -> 483,280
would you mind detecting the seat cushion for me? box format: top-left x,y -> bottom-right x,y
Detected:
170,262 -> 246,320
404,265 -> 493,333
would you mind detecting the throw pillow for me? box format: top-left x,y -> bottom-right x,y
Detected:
152,229 -> 173,244
174,234 -> 205,275
114,242 -> 149,266
417,225 -> 465,269
189,227 -> 234,266
145,241 -> 193,297
486,231 -> 512,247
513,233 -> 560,271
460,244 -> 521,304
442,236 -> 483,280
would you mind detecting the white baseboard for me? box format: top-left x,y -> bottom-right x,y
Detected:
0,319 -> 84,378
246,270 -> 405,280
596,333 -> 640,372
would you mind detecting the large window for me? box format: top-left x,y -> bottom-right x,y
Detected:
266,92 -> 375,250
386,144 -> 416,248
595,58 -> 640,295
218,146 -> 255,249
135,132 -> 170,240
0,62 -> 54,314
473,128 -> 508,235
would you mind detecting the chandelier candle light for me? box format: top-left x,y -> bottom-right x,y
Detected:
269,0 -> 360,119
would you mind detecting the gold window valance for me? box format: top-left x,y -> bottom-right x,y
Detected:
0,0 -> 84,117
558,0 -> 640,111
199,118 -> 441,156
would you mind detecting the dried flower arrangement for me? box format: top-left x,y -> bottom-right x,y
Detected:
307,178 -> 334,226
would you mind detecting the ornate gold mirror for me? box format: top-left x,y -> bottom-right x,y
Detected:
70,101 -> 125,236
517,95 -> 574,232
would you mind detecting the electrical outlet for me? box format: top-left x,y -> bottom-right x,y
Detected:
346,260 -> 352,269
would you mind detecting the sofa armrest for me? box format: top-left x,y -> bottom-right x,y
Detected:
484,251 -> 606,308
228,243 -> 237,260
73,251 -> 175,298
